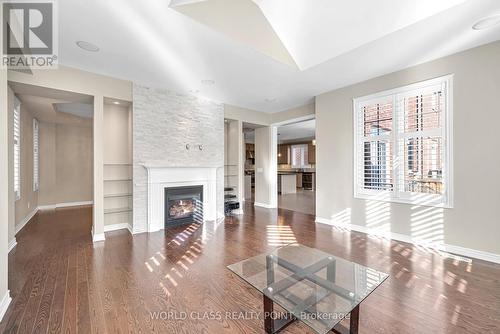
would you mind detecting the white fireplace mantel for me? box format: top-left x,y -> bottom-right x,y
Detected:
142,165 -> 219,232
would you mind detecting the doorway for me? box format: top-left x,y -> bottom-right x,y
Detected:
276,118 -> 316,215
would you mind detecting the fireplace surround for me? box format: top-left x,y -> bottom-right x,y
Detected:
142,165 -> 219,232
165,185 -> 203,227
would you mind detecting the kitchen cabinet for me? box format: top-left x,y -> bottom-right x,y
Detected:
246,144 -> 255,160
308,143 -> 316,164
296,173 -> 303,188
278,144 -> 289,164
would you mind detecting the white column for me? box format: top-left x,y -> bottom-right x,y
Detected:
92,95 -> 105,242
0,65 -> 12,319
236,120 -> 244,212
254,126 -> 278,208
227,120 -> 244,214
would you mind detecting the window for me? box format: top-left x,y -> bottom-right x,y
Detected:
33,118 -> 39,191
13,97 -> 21,200
354,75 -> 453,207
290,144 -> 309,168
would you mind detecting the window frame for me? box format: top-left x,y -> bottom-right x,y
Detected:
33,118 -> 39,192
290,143 -> 309,168
353,75 -> 453,208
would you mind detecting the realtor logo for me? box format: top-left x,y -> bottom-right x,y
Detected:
2,0 -> 58,69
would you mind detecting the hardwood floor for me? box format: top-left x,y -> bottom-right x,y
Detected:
278,189 -> 315,215
1,204 -> 499,333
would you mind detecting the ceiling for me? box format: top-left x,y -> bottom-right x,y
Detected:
59,0 -> 500,112
10,83 -> 94,125
54,103 -> 93,119
278,119 -> 315,142
243,119 -> 315,143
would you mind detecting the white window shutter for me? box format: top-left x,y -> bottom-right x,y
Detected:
33,118 -> 39,191
13,98 -> 21,200
354,75 -> 453,207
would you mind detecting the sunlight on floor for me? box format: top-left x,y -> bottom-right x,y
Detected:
141,222 -> 219,298
266,225 -> 298,247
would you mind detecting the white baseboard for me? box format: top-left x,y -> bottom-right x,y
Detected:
15,207 -> 38,234
37,204 -> 56,211
131,226 -> 147,234
443,244 -> 500,264
315,217 -> 500,264
254,202 -> 277,209
0,290 -> 11,322
8,238 -> 17,253
104,223 -> 131,233
56,201 -> 93,208
92,232 -> 105,242
127,224 -> 134,235
39,201 -> 93,211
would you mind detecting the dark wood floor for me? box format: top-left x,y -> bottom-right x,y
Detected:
1,204 -> 499,334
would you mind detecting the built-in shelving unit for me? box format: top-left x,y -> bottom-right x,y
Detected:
103,100 -> 133,230
103,164 -> 133,225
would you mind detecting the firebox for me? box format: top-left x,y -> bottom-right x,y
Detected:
164,185 -> 203,228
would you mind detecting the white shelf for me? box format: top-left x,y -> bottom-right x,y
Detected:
104,163 -> 132,166
104,207 -> 132,214
104,193 -> 132,198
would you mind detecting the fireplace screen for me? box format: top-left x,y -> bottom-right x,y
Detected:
165,185 -> 203,227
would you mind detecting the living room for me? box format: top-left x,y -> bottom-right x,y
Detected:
1,1 -> 500,333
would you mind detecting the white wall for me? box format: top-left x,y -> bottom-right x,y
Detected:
37,122 -> 93,206
103,104 -> 132,164
224,104 -> 270,125
270,103 -> 315,124
38,122 -> 56,206
254,126 -> 277,208
225,103 -> 315,126
316,41 -> 500,258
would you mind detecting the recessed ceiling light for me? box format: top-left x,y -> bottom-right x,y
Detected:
201,79 -> 215,86
113,101 -> 120,105
472,15 -> 500,30
76,40 -> 100,52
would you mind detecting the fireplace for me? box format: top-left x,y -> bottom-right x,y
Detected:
164,185 -> 203,228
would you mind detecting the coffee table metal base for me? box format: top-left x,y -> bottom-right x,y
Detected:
263,295 -> 359,334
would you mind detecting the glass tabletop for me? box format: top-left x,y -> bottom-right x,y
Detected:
227,243 -> 389,334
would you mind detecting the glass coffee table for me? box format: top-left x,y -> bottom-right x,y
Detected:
227,243 -> 388,334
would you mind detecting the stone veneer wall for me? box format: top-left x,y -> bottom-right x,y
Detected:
132,84 -> 224,233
